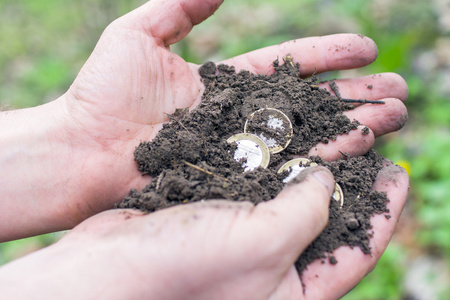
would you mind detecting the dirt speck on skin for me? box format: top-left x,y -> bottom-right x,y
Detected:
117,58 -> 390,277
329,256 -> 338,265
362,126 -> 370,135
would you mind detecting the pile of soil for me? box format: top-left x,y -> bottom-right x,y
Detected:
117,58 -> 390,276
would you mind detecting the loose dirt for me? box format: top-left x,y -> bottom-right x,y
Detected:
117,57 -> 390,276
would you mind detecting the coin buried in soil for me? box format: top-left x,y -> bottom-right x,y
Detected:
277,158 -> 318,183
227,133 -> 270,172
244,108 -> 293,154
333,183 -> 344,208
278,158 -> 344,208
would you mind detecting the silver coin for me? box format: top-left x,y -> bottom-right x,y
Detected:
277,158 -> 318,183
227,133 -> 270,172
244,108 -> 293,154
278,158 -> 344,208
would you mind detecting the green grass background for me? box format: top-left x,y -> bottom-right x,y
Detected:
1,0 -> 449,298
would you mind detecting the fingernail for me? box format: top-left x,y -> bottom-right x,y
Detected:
312,167 -> 335,195
287,166 -> 335,194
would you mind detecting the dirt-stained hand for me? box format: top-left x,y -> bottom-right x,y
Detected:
1,0 -> 408,241
0,166 -> 408,300
56,0 -> 407,225
0,0 -> 408,298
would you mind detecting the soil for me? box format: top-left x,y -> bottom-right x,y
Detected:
117,57 -> 390,277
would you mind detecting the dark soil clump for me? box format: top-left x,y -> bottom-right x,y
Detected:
117,58 -> 390,276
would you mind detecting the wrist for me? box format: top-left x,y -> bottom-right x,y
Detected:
0,234 -> 159,300
0,91 -> 152,241
0,239 -> 110,300
0,98 -> 77,240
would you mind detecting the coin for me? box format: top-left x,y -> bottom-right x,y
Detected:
277,158 -> 318,183
278,158 -> 344,208
333,183 -> 344,208
227,133 -> 270,172
244,108 -> 293,154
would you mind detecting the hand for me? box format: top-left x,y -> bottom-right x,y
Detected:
0,166 -> 409,300
63,0 -> 408,217
0,0 -> 408,240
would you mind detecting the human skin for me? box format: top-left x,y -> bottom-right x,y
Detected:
0,166 -> 409,300
0,0 -> 410,298
0,0 -> 408,241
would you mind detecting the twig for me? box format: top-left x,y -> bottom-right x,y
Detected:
339,150 -> 349,160
341,98 -> 385,104
181,160 -> 229,182
329,80 -> 385,104
177,121 -> 191,133
329,81 -> 342,99
155,171 -> 165,190
165,108 -> 191,133
283,54 -> 295,69
253,79 -> 275,86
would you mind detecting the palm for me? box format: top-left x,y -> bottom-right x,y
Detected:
58,0 -> 407,234
69,30 -> 201,142
63,27 -> 207,211
0,0 -> 411,298
61,164 -> 408,300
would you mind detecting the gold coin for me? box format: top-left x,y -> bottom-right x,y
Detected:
278,158 -> 345,208
333,183 -> 344,208
277,158 -> 318,183
244,108 -> 293,154
227,133 -> 270,172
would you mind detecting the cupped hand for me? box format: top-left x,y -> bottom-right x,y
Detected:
0,1 -> 411,298
57,0 -> 407,224
0,166 -> 408,300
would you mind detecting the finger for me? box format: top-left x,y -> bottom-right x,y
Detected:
308,125 -> 375,161
114,0 -> 224,46
368,164 -> 410,257
248,167 -> 335,268
318,72 -> 409,103
62,209 -> 146,240
344,98 -> 408,137
268,266 -> 304,300
220,34 -> 378,77
316,73 -> 408,137
301,165 -> 409,299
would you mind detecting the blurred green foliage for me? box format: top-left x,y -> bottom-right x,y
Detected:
0,0 -> 147,107
1,0 -> 449,299
0,231 -> 66,265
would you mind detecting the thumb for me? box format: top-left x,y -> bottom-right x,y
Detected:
249,166 -> 335,267
115,0 -> 224,46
